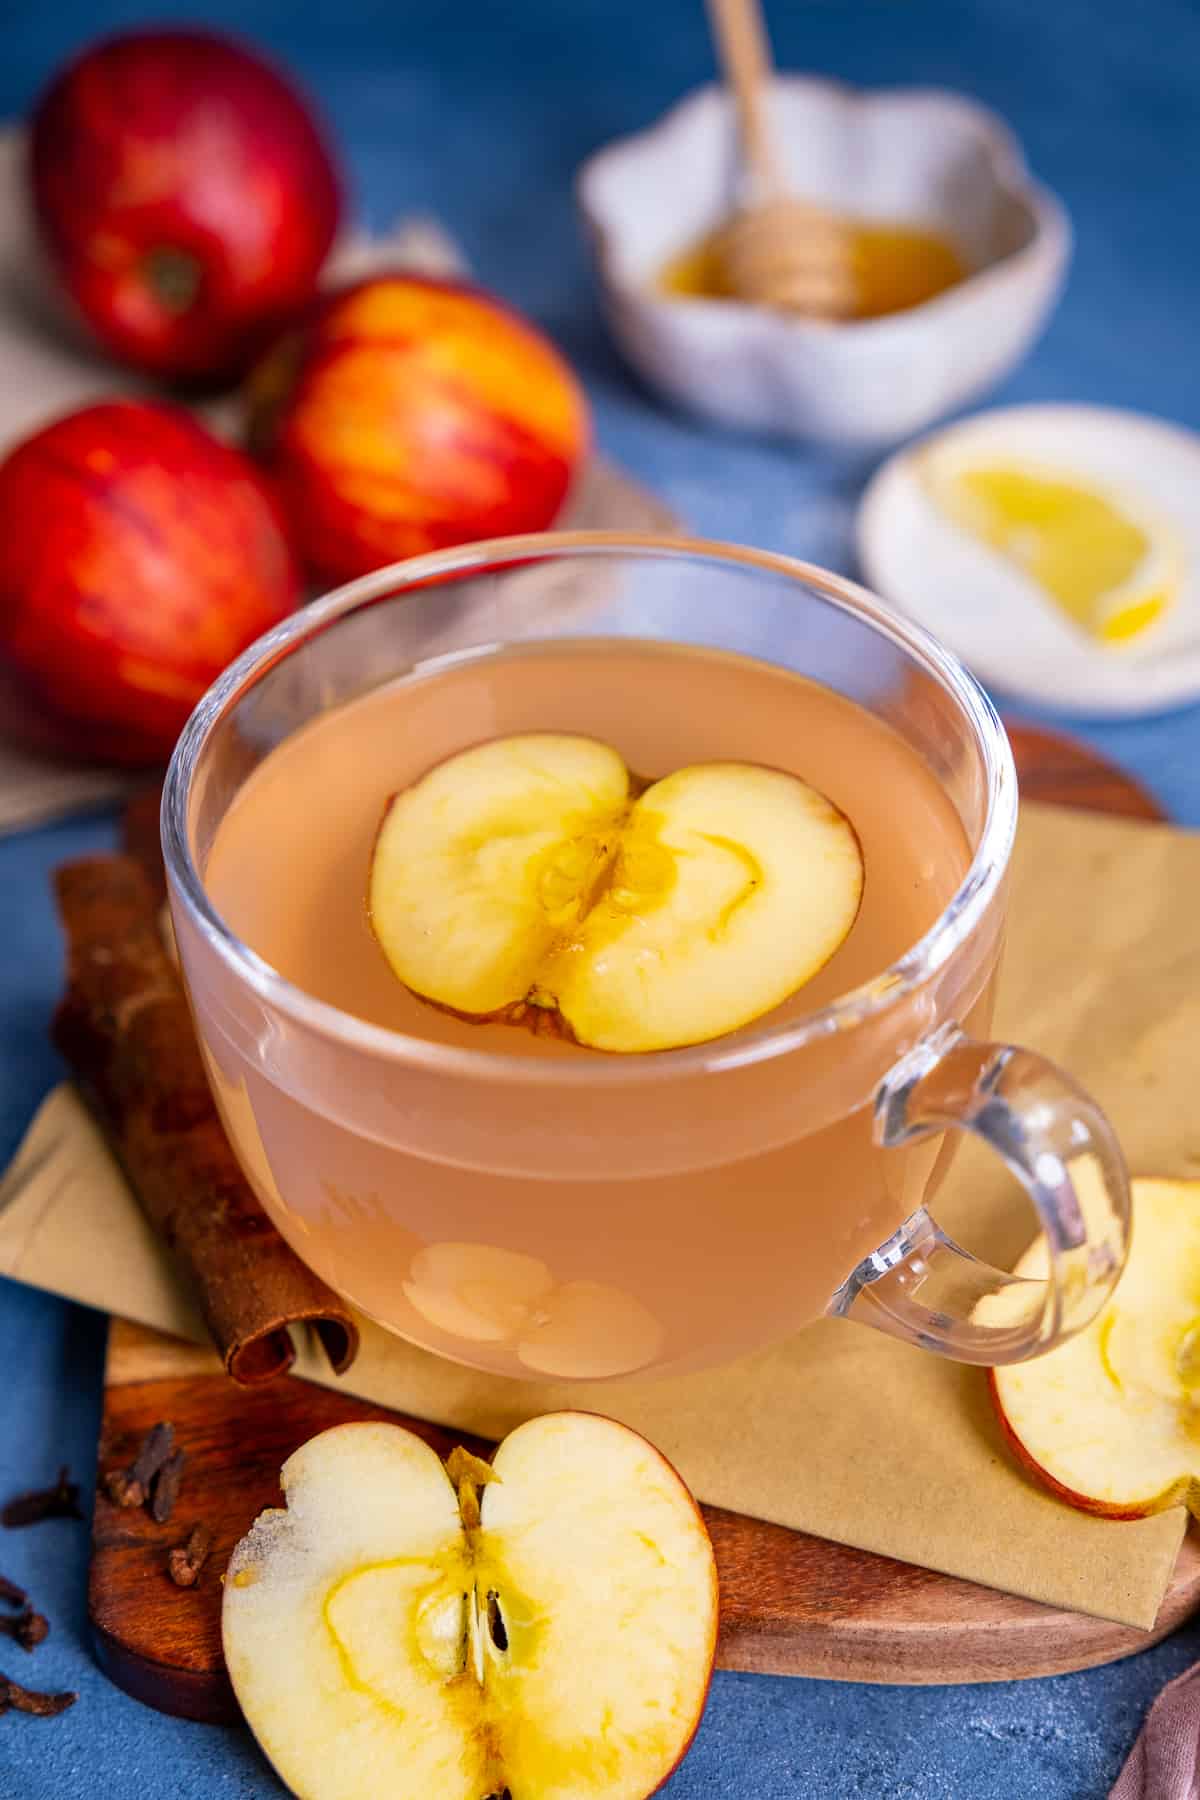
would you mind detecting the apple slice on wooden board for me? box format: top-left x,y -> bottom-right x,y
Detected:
369,732 -> 864,1053
990,1179 -> 1200,1518
223,1413 -> 718,1800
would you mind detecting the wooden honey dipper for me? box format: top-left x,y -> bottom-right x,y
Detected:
705,0 -> 858,319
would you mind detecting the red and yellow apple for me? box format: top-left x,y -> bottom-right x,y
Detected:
247,274 -> 591,584
0,400 -> 300,765
222,1413 -> 718,1799
990,1179 -> 1200,1518
29,29 -> 342,382
368,732 -> 864,1052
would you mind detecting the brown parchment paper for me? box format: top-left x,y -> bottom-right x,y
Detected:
2,802 -> 1197,1628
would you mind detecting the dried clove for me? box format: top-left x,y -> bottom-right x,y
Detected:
104,1422 -> 176,1510
0,1609 -> 48,1654
166,1523 -> 212,1589
150,1449 -> 187,1524
2,1469 -> 82,1529
0,1577 -> 26,1609
0,1674 -> 76,1718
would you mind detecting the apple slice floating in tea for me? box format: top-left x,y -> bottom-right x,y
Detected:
368,732 -> 863,1052
222,1413 -> 719,1800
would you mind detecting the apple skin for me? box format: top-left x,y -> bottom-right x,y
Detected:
987,1368 -> 1197,1520
0,400 -> 301,766
246,274 -> 591,584
29,29 -> 342,382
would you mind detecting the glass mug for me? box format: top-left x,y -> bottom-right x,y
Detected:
162,533 -> 1130,1382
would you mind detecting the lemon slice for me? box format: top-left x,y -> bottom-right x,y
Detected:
924,460 -> 1180,646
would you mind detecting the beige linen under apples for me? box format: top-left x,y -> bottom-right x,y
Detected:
1,802 -> 1196,1629
0,128 -> 673,835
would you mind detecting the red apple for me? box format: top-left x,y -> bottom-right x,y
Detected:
29,30 -> 342,382
247,273 -> 591,585
0,400 -> 301,766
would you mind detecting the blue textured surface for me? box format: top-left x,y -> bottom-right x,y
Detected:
1,1 -> 1199,1794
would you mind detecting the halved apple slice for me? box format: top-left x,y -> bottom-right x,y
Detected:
369,732 -> 863,1052
990,1179 -> 1200,1518
222,1413 -> 719,1800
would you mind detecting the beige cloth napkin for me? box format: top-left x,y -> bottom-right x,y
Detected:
0,128 -> 673,835
2,801 -> 1196,1629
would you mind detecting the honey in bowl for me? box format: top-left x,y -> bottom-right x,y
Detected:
659,217 -> 968,320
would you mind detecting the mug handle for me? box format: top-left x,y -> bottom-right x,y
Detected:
828,1023 -> 1131,1364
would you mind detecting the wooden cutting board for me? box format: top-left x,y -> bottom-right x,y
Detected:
88,725 -> 1184,1722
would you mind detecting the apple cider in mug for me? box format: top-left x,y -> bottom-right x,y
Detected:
198,638 -> 979,1379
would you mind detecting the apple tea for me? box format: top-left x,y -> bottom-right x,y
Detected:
199,638 -> 977,1378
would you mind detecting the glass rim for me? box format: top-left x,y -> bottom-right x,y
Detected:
162,530 -> 1017,1086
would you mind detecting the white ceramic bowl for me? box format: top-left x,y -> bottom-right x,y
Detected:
577,80 -> 1071,446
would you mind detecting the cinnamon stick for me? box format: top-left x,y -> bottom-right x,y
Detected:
51,855 -> 358,1385
120,784 -> 167,903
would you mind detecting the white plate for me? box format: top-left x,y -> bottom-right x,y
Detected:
857,404 -> 1200,717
